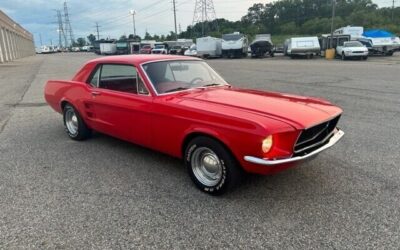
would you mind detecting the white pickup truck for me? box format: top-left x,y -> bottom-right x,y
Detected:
336,41 -> 369,60
151,44 -> 168,54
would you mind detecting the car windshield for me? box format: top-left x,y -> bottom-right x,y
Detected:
143,60 -> 228,94
155,45 -> 165,49
172,46 -> 181,49
142,45 -> 151,49
222,34 -> 243,41
345,42 -> 363,47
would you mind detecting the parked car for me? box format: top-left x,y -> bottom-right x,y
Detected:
284,37 -> 320,58
336,41 -> 369,60
44,55 -> 344,195
274,44 -> 284,54
184,45 -> 197,57
151,44 -> 168,54
169,45 -> 185,55
140,44 -> 153,54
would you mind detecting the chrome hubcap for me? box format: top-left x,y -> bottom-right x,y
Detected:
65,109 -> 78,135
191,147 -> 222,186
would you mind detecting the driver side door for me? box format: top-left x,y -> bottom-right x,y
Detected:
84,63 -> 153,147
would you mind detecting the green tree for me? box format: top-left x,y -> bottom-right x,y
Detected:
76,37 -> 86,47
87,34 -> 96,45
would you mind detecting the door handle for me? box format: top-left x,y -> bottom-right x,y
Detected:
91,91 -> 101,96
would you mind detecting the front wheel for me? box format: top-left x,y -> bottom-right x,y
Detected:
184,136 -> 242,195
63,104 -> 91,140
341,53 -> 346,60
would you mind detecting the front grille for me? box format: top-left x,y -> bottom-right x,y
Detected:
294,115 -> 340,156
353,51 -> 364,53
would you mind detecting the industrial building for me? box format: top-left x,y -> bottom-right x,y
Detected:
0,10 -> 35,63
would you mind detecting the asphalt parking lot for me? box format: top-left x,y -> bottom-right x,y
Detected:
1,53 -> 399,249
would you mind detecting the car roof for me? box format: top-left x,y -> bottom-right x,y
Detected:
88,54 -> 201,66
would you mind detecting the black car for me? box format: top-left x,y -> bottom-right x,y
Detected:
169,45 -> 185,55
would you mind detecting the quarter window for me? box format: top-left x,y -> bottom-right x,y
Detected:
89,66 -> 100,87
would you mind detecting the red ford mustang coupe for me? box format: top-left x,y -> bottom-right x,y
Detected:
44,55 -> 344,195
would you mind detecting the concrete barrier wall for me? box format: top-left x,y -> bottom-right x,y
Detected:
0,10 -> 35,63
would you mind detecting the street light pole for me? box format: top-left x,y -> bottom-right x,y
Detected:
130,10 -> 136,37
329,0 -> 336,49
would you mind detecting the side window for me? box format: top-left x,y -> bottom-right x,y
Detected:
88,66 -> 101,87
98,64 -> 138,94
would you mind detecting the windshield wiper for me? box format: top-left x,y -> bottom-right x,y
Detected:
164,87 -> 189,93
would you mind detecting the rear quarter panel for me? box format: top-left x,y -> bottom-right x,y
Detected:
44,80 -> 92,121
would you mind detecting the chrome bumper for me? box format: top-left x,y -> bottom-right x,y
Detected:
244,129 -> 345,166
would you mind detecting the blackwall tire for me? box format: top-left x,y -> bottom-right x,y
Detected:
63,104 -> 91,141
184,136 -> 242,195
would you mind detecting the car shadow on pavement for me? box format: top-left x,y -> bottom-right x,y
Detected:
86,131 -> 331,202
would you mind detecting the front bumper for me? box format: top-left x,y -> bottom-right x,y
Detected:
345,51 -> 368,57
244,129 -> 344,166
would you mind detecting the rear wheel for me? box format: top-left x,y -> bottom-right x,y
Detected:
184,136 -> 242,195
363,56 -> 368,60
63,104 -> 91,140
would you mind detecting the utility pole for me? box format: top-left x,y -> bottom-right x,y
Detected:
95,22 -> 100,40
392,0 -> 395,22
130,10 -> 136,37
173,0 -> 178,40
329,0 -> 336,49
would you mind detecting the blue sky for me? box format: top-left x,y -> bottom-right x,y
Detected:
0,0 -> 394,47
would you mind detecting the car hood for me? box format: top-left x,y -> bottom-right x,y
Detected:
176,87 -> 342,129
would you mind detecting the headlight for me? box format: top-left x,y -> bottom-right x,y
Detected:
262,135 -> 273,153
